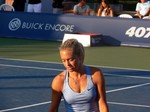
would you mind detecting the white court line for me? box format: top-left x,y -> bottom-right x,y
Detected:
0,59 -> 150,111
0,99 -> 150,112
0,101 -> 51,112
108,101 -> 150,108
0,99 -> 64,112
106,82 -> 150,93
0,82 -> 149,111
0,64 -> 150,80
0,58 -> 62,65
0,57 -> 150,71
105,73 -> 150,80
0,64 -> 64,72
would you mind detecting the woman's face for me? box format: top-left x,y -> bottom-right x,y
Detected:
60,49 -> 81,72
80,0 -> 86,6
141,0 -> 146,3
102,2 -> 107,8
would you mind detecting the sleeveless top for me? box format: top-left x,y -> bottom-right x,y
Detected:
101,8 -> 111,17
62,66 -> 99,112
101,8 -> 107,16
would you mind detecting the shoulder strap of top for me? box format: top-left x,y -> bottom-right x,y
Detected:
85,66 -> 90,76
63,70 -> 68,86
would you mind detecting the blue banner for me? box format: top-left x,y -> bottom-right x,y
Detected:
0,11 -> 150,47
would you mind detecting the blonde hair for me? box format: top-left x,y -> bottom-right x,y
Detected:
59,39 -> 85,63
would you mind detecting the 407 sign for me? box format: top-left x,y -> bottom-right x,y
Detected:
125,27 -> 150,38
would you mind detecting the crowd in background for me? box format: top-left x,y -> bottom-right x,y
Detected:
0,0 -> 42,13
0,0 -> 150,19
71,0 -> 150,19
12,0 -> 42,13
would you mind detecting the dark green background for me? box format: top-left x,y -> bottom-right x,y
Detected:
0,37 -> 149,70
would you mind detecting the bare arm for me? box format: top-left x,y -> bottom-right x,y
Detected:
49,73 -> 64,112
137,11 -> 143,19
73,5 -> 78,15
97,8 -> 102,16
136,8 -> 150,19
49,89 -> 62,112
73,10 -> 78,15
92,68 -> 109,112
84,11 -> 90,16
109,8 -> 114,17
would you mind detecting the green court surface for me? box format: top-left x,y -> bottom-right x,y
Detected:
0,37 -> 149,70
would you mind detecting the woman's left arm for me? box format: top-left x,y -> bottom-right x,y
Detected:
109,8 -> 114,17
92,68 -> 109,112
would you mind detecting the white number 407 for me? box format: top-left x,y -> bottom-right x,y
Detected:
125,27 -> 150,38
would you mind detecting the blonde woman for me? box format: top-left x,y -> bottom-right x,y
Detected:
49,39 -> 109,112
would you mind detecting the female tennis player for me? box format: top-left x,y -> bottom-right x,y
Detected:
49,39 -> 109,112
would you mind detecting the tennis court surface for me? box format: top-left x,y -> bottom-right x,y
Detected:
0,58 -> 150,112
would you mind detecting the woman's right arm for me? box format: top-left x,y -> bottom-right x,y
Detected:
97,8 -> 102,16
49,74 -> 64,112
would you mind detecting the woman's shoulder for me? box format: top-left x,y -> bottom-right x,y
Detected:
53,71 -> 66,82
88,66 -> 104,84
88,66 -> 102,75
52,71 -> 66,90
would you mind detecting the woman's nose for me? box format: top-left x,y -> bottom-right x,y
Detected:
66,60 -> 70,66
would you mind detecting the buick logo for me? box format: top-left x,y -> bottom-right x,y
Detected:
9,18 -> 21,31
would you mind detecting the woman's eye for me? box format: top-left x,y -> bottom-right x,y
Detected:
62,60 -> 65,62
69,58 -> 74,61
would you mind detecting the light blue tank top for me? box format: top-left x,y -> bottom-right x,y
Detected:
62,66 -> 99,112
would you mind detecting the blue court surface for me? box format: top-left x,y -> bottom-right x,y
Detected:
0,58 -> 150,112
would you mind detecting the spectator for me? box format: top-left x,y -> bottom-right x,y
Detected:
135,0 -> 150,19
52,0 -> 64,14
12,0 -> 26,11
27,0 -> 42,13
97,0 -> 114,17
73,0 -> 94,16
